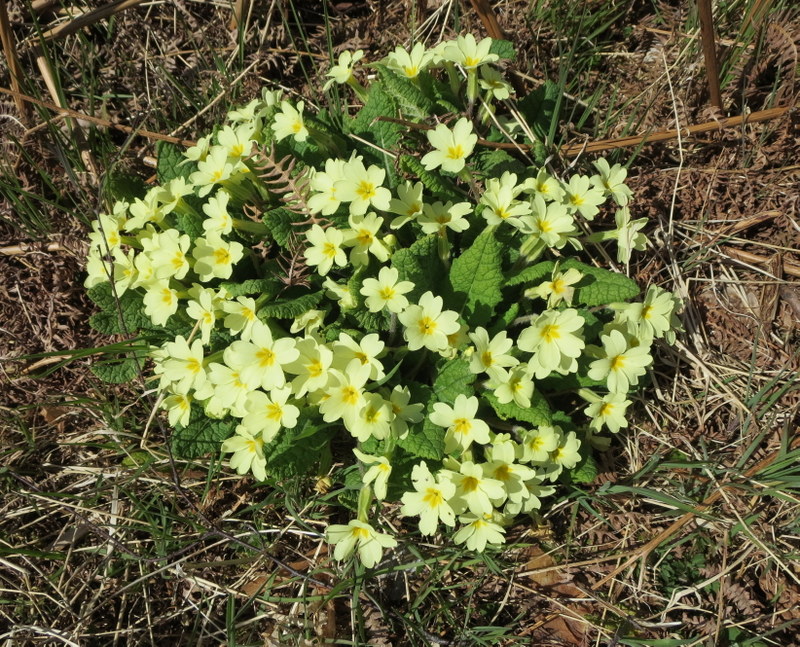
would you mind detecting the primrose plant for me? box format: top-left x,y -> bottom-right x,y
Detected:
85,34 -> 681,569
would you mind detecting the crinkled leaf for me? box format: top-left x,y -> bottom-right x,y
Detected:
220,278 -> 282,299
90,352 -> 143,384
489,38 -> 516,61
433,357 -> 474,404
391,234 -> 445,302
376,65 -> 435,119
349,84 -> 403,156
485,391 -> 552,427
104,171 -> 147,203
489,301 -> 520,337
399,155 -> 460,201
258,290 -> 321,319
262,207 -> 301,247
172,411 -> 236,459
505,260 -> 555,287
475,149 -> 527,178
561,259 -> 640,306
448,228 -> 504,326
397,412 -> 445,461
517,80 -> 560,143
156,140 -> 193,184
570,454 -> 599,484
88,283 -> 152,335
263,422 -> 334,481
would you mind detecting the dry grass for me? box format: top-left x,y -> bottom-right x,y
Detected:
1,0 -> 799,644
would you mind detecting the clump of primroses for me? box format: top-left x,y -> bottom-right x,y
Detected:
85,35 -> 681,569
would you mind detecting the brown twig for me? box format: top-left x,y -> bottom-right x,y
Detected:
0,0 -> 30,123
38,0 -> 147,41
697,0 -> 723,110
721,246 -> 800,279
0,85 -> 197,147
468,0 -> 507,40
380,105 -> 794,156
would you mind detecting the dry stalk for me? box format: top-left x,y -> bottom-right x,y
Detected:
38,0 -> 147,42
0,0 -> 30,123
0,86 -> 196,146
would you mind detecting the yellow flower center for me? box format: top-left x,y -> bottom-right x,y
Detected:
461,476 -> 479,492
172,251 -> 185,269
231,143 -> 244,157
291,120 -> 303,134
452,418 -> 472,435
540,324 -> 561,342
266,402 -> 283,421
417,316 -> 437,336
213,247 -> 231,265
356,180 -> 376,201
464,56 -> 480,67
307,360 -> 323,378
186,358 -> 201,374
422,487 -> 444,508
341,386 -> 360,405
570,193 -> 585,206
257,348 -> 275,367
356,229 -> 373,246
481,350 -> 494,367
446,144 -> 465,160
403,65 -> 419,77
641,305 -> 653,320
494,464 -> 511,481
551,278 -> 566,294
598,403 -> 614,417
379,286 -> 396,300
352,525 -> 370,540
610,355 -> 626,371
161,288 -> 174,305
537,218 -> 552,233
323,242 -> 338,258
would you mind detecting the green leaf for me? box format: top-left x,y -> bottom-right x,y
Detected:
172,412 -> 236,459
517,80 -> 560,143
90,353 -> 142,383
448,227 -> 504,326
263,421 -> 335,481
87,283 -> 152,335
433,357 -> 474,405
570,453 -> 599,484
505,260 -> 555,287
489,302 -> 520,337
376,65 -> 436,119
489,38 -> 516,61
172,205 -> 204,240
220,278 -> 282,299
506,259 -> 641,307
561,259 -> 640,306
484,391 -> 552,427
156,140 -> 192,184
475,149 -> 527,178
262,207 -> 301,247
258,290 -> 322,319
391,234 -> 446,301
399,155 -> 460,200
349,84 -> 403,155
397,413 -> 445,461
103,171 -> 147,203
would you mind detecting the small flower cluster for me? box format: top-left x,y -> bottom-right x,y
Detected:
85,36 -> 681,570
